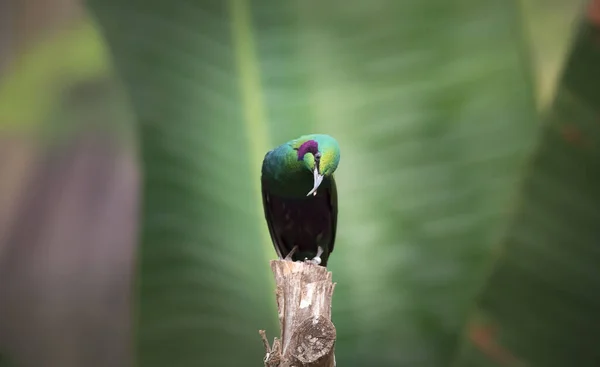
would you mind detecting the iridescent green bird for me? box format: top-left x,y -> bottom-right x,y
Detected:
261,134 -> 340,267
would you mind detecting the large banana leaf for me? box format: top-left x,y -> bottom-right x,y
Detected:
89,0 -> 539,366
453,5 -> 600,367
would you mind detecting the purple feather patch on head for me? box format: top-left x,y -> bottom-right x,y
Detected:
296,140 -> 319,160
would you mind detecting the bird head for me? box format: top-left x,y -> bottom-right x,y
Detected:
294,135 -> 340,196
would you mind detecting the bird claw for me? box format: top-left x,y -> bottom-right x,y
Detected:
303,256 -> 322,265
284,246 -> 299,261
302,246 -> 324,266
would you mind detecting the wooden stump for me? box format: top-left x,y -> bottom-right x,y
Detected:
260,260 -> 336,367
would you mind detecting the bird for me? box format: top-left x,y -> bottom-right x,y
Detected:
260,134 -> 340,267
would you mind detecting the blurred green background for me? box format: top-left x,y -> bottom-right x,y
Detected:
1,0 -> 598,366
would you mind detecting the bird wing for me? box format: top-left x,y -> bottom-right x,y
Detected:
260,177 -> 285,259
327,175 -> 338,254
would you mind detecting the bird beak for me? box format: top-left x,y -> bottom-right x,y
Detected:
307,167 -> 324,197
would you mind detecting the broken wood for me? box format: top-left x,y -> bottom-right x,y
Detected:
260,260 -> 337,367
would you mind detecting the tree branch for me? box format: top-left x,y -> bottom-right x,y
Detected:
260,260 -> 337,367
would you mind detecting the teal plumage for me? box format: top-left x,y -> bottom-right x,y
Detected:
261,134 -> 341,267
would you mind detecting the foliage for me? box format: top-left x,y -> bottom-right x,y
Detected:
454,8 -> 600,367
87,0 -> 547,366
1,0 -> 595,366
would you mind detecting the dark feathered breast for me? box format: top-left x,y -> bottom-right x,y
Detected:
261,177 -> 338,267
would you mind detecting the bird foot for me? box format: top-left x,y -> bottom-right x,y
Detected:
303,256 -> 322,265
284,246 -> 299,261
303,246 -> 324,266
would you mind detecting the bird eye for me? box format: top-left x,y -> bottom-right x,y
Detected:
315,152 -> 321,159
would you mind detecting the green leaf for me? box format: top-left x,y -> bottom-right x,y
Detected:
89,2 -> 278,366
89,0 -> 539,366
453,6 -> 600,367
279,3 -> 539,365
